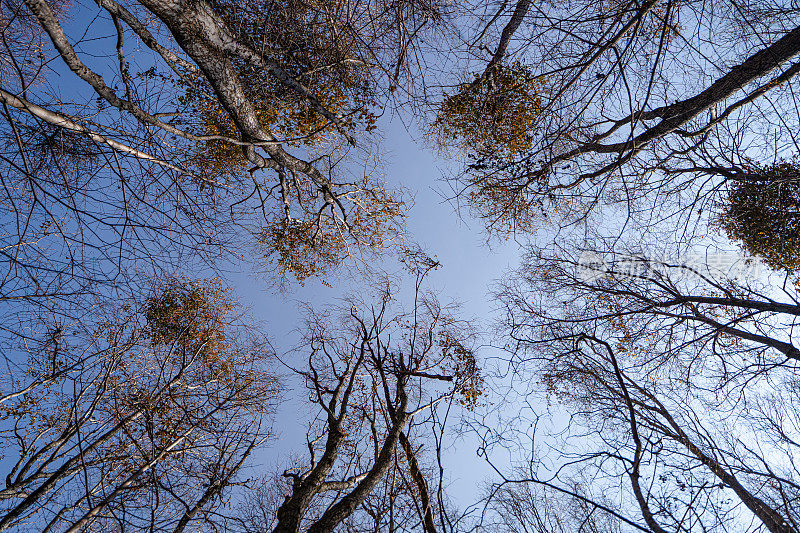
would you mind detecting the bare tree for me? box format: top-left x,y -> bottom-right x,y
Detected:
0,0 -> 448,313
480,239 -> 800,531
438,0 -> 800,234
0,277 -> 278,532
487,480 -> 623,533
256,260 -> 483,533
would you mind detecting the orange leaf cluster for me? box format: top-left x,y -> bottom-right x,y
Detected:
432,62 -> 543,159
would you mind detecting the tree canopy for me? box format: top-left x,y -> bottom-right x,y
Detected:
5,0 -> 800,530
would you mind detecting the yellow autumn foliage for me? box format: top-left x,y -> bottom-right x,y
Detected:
440,333 -> 484,410
144,277 -> 233,366
259,185 -> 405,283
432,62 -> 543,159
715,159 -> 800,274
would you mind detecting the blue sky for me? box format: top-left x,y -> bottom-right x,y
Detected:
226,115 -> 528,508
